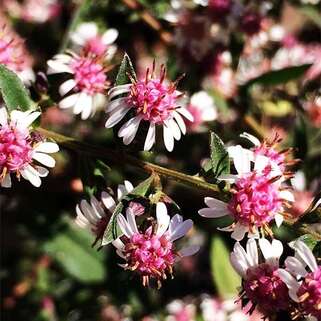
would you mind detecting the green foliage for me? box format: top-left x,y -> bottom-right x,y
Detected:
115,53 -> 137,86
0,64 -> 35,112
43,220 -> 107,283
210,236 -> 241,298
210,131 -> 230,178
128,175 -> 155,197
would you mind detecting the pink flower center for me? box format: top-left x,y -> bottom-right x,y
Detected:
123,228 -> 175,282
228,172 -> 282,228
0,125 -> 33,174
253,145 -> 286,170
244,263 -> 290,314
84,36 -> 108,56
71,56 -> 107,95
297,267 -> 321,319
127,66 -> 181,124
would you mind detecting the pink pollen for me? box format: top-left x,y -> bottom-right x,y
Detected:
297,266 -> 321,319
123,229 -> 175,281
228,172 -> 282,228
127,69 -> 180,124
244,263 -> 290,314
71,56 -> 107,95
0,125 -> 33,175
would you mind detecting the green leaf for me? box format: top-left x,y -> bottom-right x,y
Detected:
244,64 -> 312,88
0,64 -> 35,112
210,131 -> 230,178
210,236 -> 241,298
101,202 -> 124,246
297,234 -> 319,251
127,175 -> 154,198
115,53 -> 137,86
43,221 -> 106,283
299,5 -> 321,28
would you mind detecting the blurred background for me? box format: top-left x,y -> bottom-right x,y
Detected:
1,0 -> 320,320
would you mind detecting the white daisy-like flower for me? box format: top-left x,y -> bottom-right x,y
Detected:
70,22 -> 118,59
75,180 -> 135,245
47,51 -> 110,120
230,238 -> 290,315
0,106 -> 59,188
105,62 -> 193,152
186,91 -> 217,132
198,148 -> 294,240
277,241 -> 320,321
112,202 -> 199,287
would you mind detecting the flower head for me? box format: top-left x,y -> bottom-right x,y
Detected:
0,106 -> 59,188
231,239 -> 290,316
198,148 -> 294,240
70,22 -> 118,58
0,24 -> 34,84
113,202 -> 199,287
278,241 -> 321,320
47,52 -> 110,119
75,180 -> 136,245
105,62 -> 193,151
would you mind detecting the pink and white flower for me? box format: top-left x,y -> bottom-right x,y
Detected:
277,241 -> 321,321
230,238 -> 290,315
186,91 -> 217,132
75,180 -> 136,245
0,24 -> 34,84
198,148 -> 294,240
70,22 -> 118,58
105,63 -> 193,152
47,52 -> 110,119
0,106 -> 59,188
113,202 -> 199,287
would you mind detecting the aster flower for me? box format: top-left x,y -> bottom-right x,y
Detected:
47,51 -> 110,120
198,148 -> 294,240
105,62 -> 193,152
0,106 -> 59,188
0,23 -> 34,84
113,202 -> 199,287
75,180 -> 142,245
277,240 -> 321,321
230,238 -> 290,316
70,22 -> 118,58
186,91 -> 217,132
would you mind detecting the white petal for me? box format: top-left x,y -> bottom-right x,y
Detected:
293,240 -> 318,272
119,116 -> 142,145
169,214 -> 183,234
74,22 -> 98,41
229,145 -> 251,176
0,106 -> 8,126
59,79 -> 76,96
59,93 -> 79,109
124,180 -> 134,193
285,257 -> 308,277
80,200 -> 98,224
163,125 -> 174,152
231,223 -> 248,241
21,165 -> 41,187
32,152 -> 56,168
81,96 -> 93,120
112,238 -> 125,250
1,173 -> 11,188
156,202 -> 170,237
34,142 -> 59,153
198,207 -> 229,218
271,239 -> 284,260
107,97 -> 129,113
275,213 -> 284,227
73,92 -> 87,115
117,184 -> 129,200
90,196 -> 104,218
105,106 -> 130,128
176,107 -> 194,121
178,245 -> 200,257
169,217 -> 193,242
126,208 -> 138,234
173,111 -> 186,135
230,252 -> 247,278
117,214 -> 133,238
240,132 -> 260,146
246,238 -> 258,267
35,166 -> 49,177
253,154 -> 270,172
144,123 -> 156,151
277,269 -> 300,301
47,60 -> 73,74
17,111 -> 41,129
280,190 -> 295,202
217,174 -> 239,183
167,118 -> 181,140
102,28 -> 119,45
101,192 -> 116,211
108,85 -> 131,99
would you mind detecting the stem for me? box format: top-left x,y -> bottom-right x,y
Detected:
37,128 -> 226,198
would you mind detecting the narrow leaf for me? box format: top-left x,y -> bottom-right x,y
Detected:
0,64 -> 35,112
128,175 -> 154,198
210,131 -> 230,178
115,53 -> 137,86
210,236 -> 241,298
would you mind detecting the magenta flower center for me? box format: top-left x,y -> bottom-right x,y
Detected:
228,172 -> 282,227
0,125 -> 33,174
127,77 -> 180,124
209,0 -> 231,15
244,263 -> 290,314
297,267 -> 321,319
123,229 -> 175,281
71,56 -> 107,95
84,36 -> 108,56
